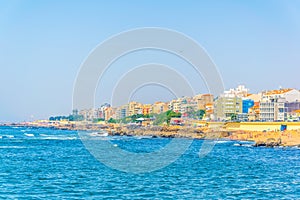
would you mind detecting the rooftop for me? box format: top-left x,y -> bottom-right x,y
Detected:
264,88 -> 293,95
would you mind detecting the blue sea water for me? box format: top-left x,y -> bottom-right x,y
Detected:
0,126 -> 299,199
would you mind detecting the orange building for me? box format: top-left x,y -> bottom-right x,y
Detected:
142,104 -> 151,115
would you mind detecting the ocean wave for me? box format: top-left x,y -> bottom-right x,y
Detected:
238,140 -> 255,144
216,140 -> 232,144
1,135 -> 14,139
291,146 -> 300,150
41,136 -> 78,140
134,136 -> 153,140
24,133 -> 34,137
233,143 -> 253,147
89,132 -> 109,137
38,134 -> 78,140
0,146 -> 26,149
233,143 -> 241,146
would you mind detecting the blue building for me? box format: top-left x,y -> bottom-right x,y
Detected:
242,99 -> 254,113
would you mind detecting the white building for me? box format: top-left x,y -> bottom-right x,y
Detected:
79,109 -> 97,121
258,88 -> 300,122
262,88 -> 300,102
115,104 -> 129,120
225,85 -> 249,98
259,97 -> 286,122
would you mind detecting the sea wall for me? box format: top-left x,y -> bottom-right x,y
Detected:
225,122 -> 300,131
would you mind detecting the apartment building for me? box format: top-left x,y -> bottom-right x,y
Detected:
262,88 -> 300,102
259,88 -> 300,122
142,104 -> 152,115
116,104 -> 129,119
214,94 -> 243,121
151,102 -> 169,114
194,94 -> 214,110
259,97 -> 286,121
79,109 -> 97,121
104,107 -> 116,121
128,102 -> 143,116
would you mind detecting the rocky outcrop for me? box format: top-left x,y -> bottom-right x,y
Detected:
253,138 -> 282,147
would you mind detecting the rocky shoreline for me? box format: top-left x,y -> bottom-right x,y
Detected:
2,122 -> 300,148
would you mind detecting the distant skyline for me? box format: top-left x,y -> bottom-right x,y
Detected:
1,0 -> 300,122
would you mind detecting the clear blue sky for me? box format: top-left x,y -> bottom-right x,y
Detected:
0,0 -> 300,122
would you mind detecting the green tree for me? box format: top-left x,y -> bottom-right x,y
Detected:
68,114 -> 84,121
230,113 -> 237,121
107,118 -> 117,123
93,118 -> 105,123
152,113 -> 168,125
196,110 -> 206,120
166,110 -> 182,124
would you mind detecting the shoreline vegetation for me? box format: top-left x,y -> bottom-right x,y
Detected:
2,121 -> 300,148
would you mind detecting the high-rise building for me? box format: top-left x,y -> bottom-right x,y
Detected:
259,97 -> 286,122
213,86 -> 247,121
214,94 -> 243,121
116,104 -> 129,119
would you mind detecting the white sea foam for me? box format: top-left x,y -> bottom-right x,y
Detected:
39,134 -> 78,140
24,133 -> 34,137
135,136 -> 152,140
42,136 -> 78,140
89,132 -> 108,137
101,132 -> 109,137
216,140 -> 231,144
233,143 -> 253,147
239,140 -> 254,144
3,135 -> 14,138
0,146 -> 26,149
291,146 -> 300,150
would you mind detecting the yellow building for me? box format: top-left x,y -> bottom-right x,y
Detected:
152,102 -> 169,114
214,95 -> 243,121
128,101 -> 143,116
104,107 -> 115,121
195,94 -> 214,110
